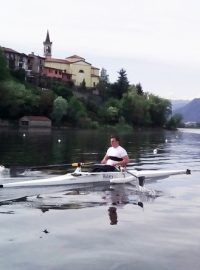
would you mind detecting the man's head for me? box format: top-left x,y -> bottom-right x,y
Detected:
110,135 -> 120,148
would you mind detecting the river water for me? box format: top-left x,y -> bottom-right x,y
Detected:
0,128 -> 200,270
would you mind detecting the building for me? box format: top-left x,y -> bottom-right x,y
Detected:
1,47 -> 28,71
43,32 -> 100,88
26,53 -> 45,84
1,31 -> 100,88
19,116 -> 52,128
1,46 -> 44,84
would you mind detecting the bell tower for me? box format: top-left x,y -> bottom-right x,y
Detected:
43,30 -> 52,58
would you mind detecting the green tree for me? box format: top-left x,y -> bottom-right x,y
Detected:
0,48 -> 10,81
11,68 -> 26,82
98,68 -> 110,101
166,113 -> 183,130
136,83 -> 144,96
100,68 -> 109,84
0,80 -> 40,119
148,94 -> 171,127
52,96 -> 68,126
51,81 -> 73,99
110,69 -> 129,99
39,90 -> 55,116
121,90 -> 150,126
67,96 -> 87,125
99,98 -> 120,124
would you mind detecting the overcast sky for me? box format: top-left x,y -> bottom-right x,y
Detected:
1,0 -> 200,100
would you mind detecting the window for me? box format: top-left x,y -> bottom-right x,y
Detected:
79,70 -> 84,73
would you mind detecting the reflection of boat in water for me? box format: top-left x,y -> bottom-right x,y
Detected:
0,182 -> 158,209
103,184 -> 158,225
0,178 -> 161,226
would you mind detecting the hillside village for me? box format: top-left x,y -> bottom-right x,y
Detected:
0,31 -> 181,130
2,31 -> 100,89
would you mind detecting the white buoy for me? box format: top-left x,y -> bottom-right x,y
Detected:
0,165 -> 5,172
23,133 -> 26,137
153,149 -> 157,154
58,139 -> 61,143
165,139 -> 168,143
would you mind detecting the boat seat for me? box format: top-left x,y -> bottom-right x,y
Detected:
90,164 -> 117,172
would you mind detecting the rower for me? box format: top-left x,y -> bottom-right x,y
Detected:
101,135 -> 129,169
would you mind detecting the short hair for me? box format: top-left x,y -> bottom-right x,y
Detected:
110,134 -> 120,142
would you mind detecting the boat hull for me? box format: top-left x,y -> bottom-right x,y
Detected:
0,169 -> 190,188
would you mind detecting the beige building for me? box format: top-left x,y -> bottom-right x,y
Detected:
43,31 -> 99,88
44,54 -> 99,88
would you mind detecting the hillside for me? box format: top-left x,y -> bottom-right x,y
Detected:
173,98 -> 200,122
171,99 -> 190,112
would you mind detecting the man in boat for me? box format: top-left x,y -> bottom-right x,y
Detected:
90,135 -> 129,172
90,135 -> 128,173
101,135 -> 129,167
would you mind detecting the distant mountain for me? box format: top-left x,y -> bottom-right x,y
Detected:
171,99 -> 190,112
173,98 -> 200,122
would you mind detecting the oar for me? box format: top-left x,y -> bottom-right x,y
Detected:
9,162 -> 95,176
125,169 -> 145,187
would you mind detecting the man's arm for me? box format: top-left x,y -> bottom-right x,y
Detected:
101,154 -> 109,164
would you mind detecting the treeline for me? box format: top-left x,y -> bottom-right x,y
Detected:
0,48 -> 181,129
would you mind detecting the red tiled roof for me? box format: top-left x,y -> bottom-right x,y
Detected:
91,66 -> 100,70
28,54 -> 44,59
21,116 -> 51,122
45,58 -> 70,64
1,47 -> 20,54
66,55 -> 85,60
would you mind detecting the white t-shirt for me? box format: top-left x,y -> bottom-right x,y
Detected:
106,146 -> 128,165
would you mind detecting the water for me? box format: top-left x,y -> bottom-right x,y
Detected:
0,128 -> 200,270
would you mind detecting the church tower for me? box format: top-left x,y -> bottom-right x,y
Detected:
43,30 -> 52,58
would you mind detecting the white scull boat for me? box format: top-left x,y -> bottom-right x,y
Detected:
0,166 -> 191,188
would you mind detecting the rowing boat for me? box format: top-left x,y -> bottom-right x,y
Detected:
0,166 -> 191,188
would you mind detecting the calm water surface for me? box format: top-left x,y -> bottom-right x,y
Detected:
0,128 -> 200,270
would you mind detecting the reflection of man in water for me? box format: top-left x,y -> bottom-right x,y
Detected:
105,185 -> 128,225
105,185 -> 144,225
108,206 -> 117,225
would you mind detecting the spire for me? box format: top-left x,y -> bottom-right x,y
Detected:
45,30 -> 51,43
43,30 -> 52,57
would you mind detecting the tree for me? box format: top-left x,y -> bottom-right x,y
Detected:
98,68 -> 110,101
100,68 -> 109,84
0,48 -> 10,81
166,113 -> 183,130
136,83 -> 144,96
67,96 -> 87,125
121,91 -> 150,126
148,95 -> 171,127
99,98 -> 120,124
51,81 -> 73,99
39,90 -> 55,116
114,68 -> 129,99
52,96 -> 68,126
